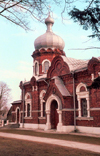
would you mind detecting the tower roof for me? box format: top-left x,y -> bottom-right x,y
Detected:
34,14 -> 65,50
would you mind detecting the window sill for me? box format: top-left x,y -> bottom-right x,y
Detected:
76,117 -> 93,121
38,117 -> 46,119
24,117 -> 33,119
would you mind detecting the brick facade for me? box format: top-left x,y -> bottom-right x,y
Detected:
11,15 -> 100,134
12,52 -> 100,133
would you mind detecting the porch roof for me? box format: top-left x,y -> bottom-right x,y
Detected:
52,76 -> 71,97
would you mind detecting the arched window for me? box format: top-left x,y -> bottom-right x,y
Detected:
33,60 -> 39,76
27,103 -> 30,117
25,92 -> 32,118
16,107 -> 20,123
81,98 -> 87,117
35,62 -> 38,75
40,90 -> 46,117
42,59 -> 51,73
44,61 -> 49,73
76,83 -> 90,118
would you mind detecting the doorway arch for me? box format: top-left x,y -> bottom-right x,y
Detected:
50,100 -> 58,129
45,94 -> 62,131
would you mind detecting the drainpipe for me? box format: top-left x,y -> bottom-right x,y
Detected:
22,82 -> 25,128
72,72 -> 76,132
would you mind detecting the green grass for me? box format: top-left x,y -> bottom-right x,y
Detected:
0,128 -> 100,145
0,137 -> 100,156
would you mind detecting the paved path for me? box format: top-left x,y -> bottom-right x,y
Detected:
0,132 -> 100,154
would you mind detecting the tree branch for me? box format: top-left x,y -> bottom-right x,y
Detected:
0,0 -> 22,14
69,47 -> 100,50
87,0 -> 95,10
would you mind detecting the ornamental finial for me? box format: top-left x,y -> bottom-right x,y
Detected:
48,5 -> 51,16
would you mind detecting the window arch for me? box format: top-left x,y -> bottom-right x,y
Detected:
35,62 -> 38,75
76,83 -> 90,118
34,60 -> 39,76
44,61 -> 49,73
25,92 -> 32,118
16,107 -> 20,123
42,59 -> 51,73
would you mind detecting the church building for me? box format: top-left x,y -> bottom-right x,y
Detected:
12,14 -> 100,134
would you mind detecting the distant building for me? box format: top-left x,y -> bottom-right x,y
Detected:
12,14 -> 100,134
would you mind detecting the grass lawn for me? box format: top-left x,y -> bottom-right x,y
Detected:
0,128 -> 100,145
0,137 -> 100,156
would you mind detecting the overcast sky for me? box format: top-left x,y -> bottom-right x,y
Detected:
0,5 -> 100,107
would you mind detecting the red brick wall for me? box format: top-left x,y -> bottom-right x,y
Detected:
39,119 -> 46,124
33,49 -> 64,75
12,55 -> 100,128
62,111 -> 74,125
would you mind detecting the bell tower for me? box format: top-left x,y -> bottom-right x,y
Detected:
32,14 -> 65,79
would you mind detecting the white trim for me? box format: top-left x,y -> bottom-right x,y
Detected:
25,92 -> 32,117
76,82 -> 88,93
24,117 -> 33,119
20,123 -> 38,129
40,90 -> 46,117
62,126 -> 74,133
45,94 -> 62,131
32,110 -> 40,112
46,94 -> 62,111
20,123 -> 45,130
40,90 -> 46,99
42,59 -> 51,73
34,60 -> 39,76
16,107 -> 20,123
25,92 -> 31,100
76,83 -> 90,118
25,102 -> 32,117
11,123 -> 100,134
38,117 -> 46,119
76,117 -> 93,120
90,108 -> 100,111
76,126 -> 100,135
38,124 -> 46,129
12,111 -> 16,113
91,73 -> 94,81
62,109 -> 74,111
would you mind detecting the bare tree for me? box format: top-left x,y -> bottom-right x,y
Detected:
0,0 -> 51,30
0,0 -> 69,30
0,81 -> 11,111
1,0 -> 100,37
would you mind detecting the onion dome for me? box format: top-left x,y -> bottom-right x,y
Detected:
34,14 -> 65,50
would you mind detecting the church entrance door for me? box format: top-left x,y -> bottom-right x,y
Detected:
50,100 -> 58,129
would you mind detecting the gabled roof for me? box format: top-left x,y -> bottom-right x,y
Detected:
61,56 -> 89,72
12,100 -> 22,105
52,76 -> 71,96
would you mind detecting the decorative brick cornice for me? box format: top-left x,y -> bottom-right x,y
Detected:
47,55 -> 70,78
32,48 -> 65,58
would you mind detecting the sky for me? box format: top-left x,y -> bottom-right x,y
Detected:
0,2 -> 100,108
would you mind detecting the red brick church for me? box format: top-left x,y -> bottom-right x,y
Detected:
12,14 -> 100,134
